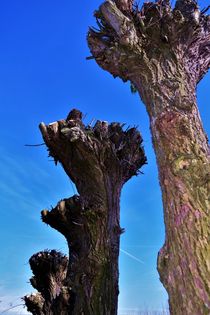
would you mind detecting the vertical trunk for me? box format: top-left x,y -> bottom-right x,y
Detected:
24,109 -> 146,315
141,89 -> 210,314
87,1 -> 210,313
41,186 -> 122,315
153,110 -> 209,314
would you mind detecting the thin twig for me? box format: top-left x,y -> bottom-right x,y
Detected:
86,56 -> 95,60
201,5 -> 210,15
0,304 -> 25,314
25,143 -> 45,147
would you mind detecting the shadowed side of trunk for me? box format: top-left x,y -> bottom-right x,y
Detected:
24,109 -> 146,315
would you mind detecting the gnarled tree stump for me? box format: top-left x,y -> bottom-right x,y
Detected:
24,109 -> 146,315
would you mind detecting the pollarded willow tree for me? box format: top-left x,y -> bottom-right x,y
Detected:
88,0 -> 210,314
24,109 -> 146,315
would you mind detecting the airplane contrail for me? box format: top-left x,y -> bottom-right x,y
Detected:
120,248 -> 144,264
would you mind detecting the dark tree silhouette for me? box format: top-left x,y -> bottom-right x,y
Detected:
24,109 -> 146,315
88,0 -> 210,314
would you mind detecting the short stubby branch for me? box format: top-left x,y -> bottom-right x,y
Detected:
24,250 -> 70,315
24,293 -> 45,315
100,1 -> 139,47
41,196 -> 92,260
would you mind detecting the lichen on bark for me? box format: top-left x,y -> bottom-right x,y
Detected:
24,109 -> 146,315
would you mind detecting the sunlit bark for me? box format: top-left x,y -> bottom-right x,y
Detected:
88,1 -> 210,313
24,109 -> 146,315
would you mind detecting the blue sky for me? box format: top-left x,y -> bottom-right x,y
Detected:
0,1 -> 209,314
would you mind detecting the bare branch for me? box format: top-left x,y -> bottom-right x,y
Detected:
100,1 -> 139,47
201,5 -> 210,15
25,143 -> 45,147
0,304 -> 25,314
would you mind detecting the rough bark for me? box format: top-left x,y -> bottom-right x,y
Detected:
88,1 -> 210,314
24,109 -> 146,315
24,251 -> 70,315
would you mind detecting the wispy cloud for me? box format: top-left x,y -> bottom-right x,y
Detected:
0,149 -> 47,212
120,248 -> 144,264
0,147 -> 74,216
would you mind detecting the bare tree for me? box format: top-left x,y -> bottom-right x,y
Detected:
88,1 -> 210,314
24,109 -> 146,315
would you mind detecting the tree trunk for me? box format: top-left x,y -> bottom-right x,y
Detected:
138,83 -> 210,314
153,106 -> 210,315
24,109 -> 146,315
88,1 -> 210,313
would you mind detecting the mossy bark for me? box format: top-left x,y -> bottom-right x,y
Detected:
24,109 -> 146,315
88,1 -> 210,313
